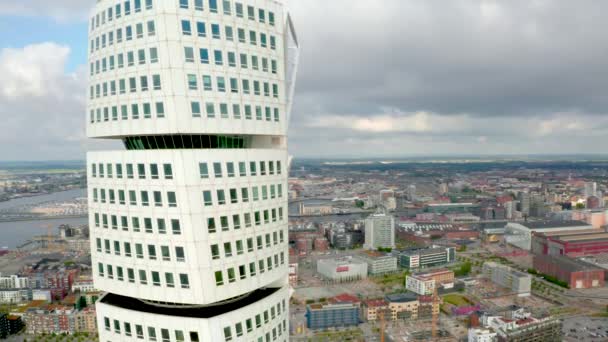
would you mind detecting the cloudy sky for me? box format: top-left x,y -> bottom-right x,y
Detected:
0,0 -> 607,160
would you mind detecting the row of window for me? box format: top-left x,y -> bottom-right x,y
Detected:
103,303 -> 285,342
93,214 -> 183,235
90,45 -> 277,78
210,229 -> 284,260
93,189 -> 178,208
91,0 -> 154,32
93,206 -> 285,234
91,160 -> 282,180
92,0 -> 278,34
98,263 -> 189,289
179,20 -> 278,50
90,74 -> 162,98
90,20 -> 156,53
178,0 -> 278,28
89,101 -> 281,124
90,102 -> 165,123
184,71 -> 280,99
96,239 -> 186,263
212,252 -> 285,288
92,184 -> 282,209
97,250 -> 285,289
222,301 -> 286,342
90,48 -> 159,76
190,102 -> 281,122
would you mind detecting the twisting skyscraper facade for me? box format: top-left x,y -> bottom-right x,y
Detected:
86,0 -> 298,340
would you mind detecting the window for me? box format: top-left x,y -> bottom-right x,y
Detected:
181,20 -> 192,35
211,244 -> 220,259
146,0 -> 153,9
215,271 -> 224,285
191,102 -> 201,117
172,219 -> 182,235
217,190 -> 226,205
211,24 -> 221,39
188,74 -> 198,90
209,0 -> 218,13
135,0 -> 142,12
214,50 -> 223,65
196,21 -> 206,37
168,192 -> 177,207
230,188 -> 238,203
136,23 -> 144,38
207,217 -> 216,233
203,191 -> 213,206
176,247 -> 185,261
224,242 -> 232,257
165,273 -> 175,288
200,48 -> 209,63
269,11 -> 275,26
148,327 -> 158,341
194,0 -> 203,10
217,77 -> 226,92
247,5 -> 255,20
154,191 -> 162,207
147,21 -> 156,36
230,78 -> 238,93
203,75 -> 213,90
156,102 -> 165,118
199,163 -> 209,178
238,28 -> 246,43
176,331 -> 185,342
179,0 -> 189,9
163,164 -> 173,179
259,9 -> 265,23
184,47 -> 195,62
180,274 -> 190,288
225,26 -> 234,41
241,188 -> 249,202
236,3 -> 243,17
220,103 -> 229,118
220,216 -> 229,231
228,52 -> 236,67
233,104 -> 241,119
213,162 -> 223,177
150,47 -> 159,63
224,327 -> 233,342
206,103 -> 216,118
153,75 -> 161,90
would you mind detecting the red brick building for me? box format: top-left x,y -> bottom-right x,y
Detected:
532,230 -> 608,257
532,254 -> 605,289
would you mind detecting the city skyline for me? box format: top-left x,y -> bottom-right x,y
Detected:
2,0 -> 608,160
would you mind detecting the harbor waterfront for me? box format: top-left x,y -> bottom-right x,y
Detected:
0,189 -> 87,249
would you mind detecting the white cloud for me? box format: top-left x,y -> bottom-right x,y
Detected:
307,109 -> 471,134
0,43 -> 116,160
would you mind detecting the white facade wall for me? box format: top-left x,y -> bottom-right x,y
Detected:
364,214 -> 395,250
316,258 -> 368,281
405,275 -> 435,296
0,274 -> 29,289
87,0 -> 299,340
468,328 -> 497,342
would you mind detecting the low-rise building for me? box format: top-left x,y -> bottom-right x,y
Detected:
288,263 -> 298,287
317,257 -> 368,282
385,293 -> 420,320
482,308 -> 562,341
533,255 -> 605,289
505,221 -> 593,250
531,229 -> 608,257
357,253 -> 398,275
362,299 -> 389,322
482,262 -> 531,296
306,302 -> 360,330
0,289 -> 30,304
398,246 -> 456,269
406,269 -> 455,295
72,279 -> 97,293
406,275 -> 435,296
0,274 -> 29,289
468,328 -> 497,342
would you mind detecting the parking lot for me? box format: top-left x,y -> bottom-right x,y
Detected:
563,317 -> 608,342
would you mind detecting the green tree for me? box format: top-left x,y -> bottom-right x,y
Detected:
575,203 -> 585,209
76,296 -> 87,310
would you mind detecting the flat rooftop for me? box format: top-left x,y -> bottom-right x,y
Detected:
385,292 -> 418,303
554,233 -> 608,243
536,229 -> 602,238
100,287 -> 279,319
518,220 -> 591,230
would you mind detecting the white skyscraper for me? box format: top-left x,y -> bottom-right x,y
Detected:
364,213 -> 395,250
86,0 -> 299,340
